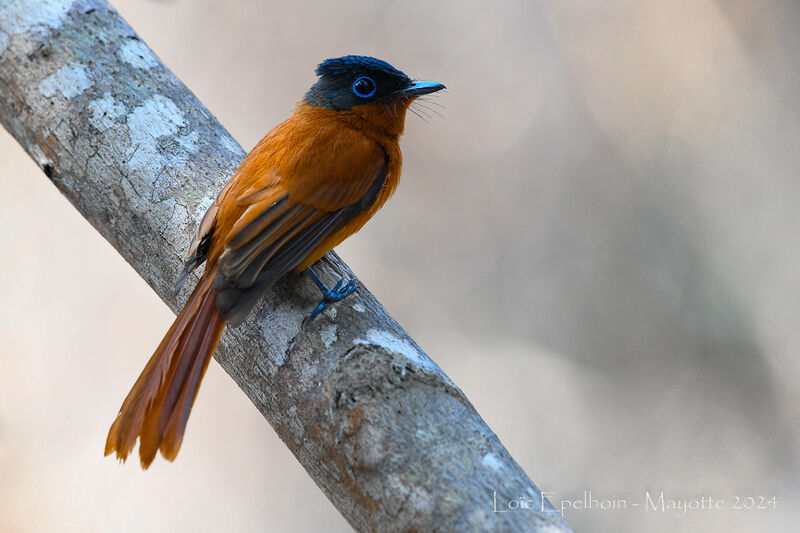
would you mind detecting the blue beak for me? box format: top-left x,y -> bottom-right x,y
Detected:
396,81 -> 446,97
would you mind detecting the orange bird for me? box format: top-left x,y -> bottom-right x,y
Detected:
105,56 -> 445,468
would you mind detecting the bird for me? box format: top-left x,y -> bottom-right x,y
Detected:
104,55 -> 445,468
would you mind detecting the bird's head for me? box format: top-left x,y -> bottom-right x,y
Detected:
304,55 -> 445,137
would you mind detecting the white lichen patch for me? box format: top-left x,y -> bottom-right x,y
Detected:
38,62 -> 92,98
176,130 -> 199,152
119,38 -> 158,70
323,306 -> 337,319
88,92 -> 125,131
321,324 -> 338,348
351,302 -> 366,313
0,0 -> 72,39
354,328 -> 443,375
125,94 -> 187,175
407,486 -> 435,515
481,452 -> 504,472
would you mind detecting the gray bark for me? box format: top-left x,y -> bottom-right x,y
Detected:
0,1 -> 572,531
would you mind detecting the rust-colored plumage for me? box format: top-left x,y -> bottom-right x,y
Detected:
105,56 -> 444,467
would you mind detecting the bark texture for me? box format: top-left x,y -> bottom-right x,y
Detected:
0,1 -> 572,531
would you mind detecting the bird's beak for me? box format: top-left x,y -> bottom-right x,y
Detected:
395,81 -> 446,97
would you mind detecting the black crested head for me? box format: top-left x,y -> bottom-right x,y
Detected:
305,55 -> 413,110
314,55 -> 408,79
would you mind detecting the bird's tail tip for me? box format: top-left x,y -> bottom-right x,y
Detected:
104,268 -> 224,469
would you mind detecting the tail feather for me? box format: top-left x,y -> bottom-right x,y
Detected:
105,267 -> 225,468
162,307 -> 223,460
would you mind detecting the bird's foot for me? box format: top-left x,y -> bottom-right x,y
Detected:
307,268 -> 358,317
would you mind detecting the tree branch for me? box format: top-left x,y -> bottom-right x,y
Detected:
0,1 -> 572,531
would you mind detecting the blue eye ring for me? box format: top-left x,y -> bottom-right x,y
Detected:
352,76 -> 377,98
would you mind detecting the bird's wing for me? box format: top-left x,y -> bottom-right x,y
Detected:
214,130 -> 387,325
173,176 -> 239,296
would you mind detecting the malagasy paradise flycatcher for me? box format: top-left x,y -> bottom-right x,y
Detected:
105,56 -> 445,468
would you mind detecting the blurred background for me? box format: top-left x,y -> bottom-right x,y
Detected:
1,0 -> 799,531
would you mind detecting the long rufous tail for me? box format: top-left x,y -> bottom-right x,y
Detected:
105,267 -> 225,468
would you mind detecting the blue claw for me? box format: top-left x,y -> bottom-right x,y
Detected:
308,301 -> 327,318
307,268 -> 358,317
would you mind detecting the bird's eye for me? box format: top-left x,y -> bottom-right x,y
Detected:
352,76 -> 377,98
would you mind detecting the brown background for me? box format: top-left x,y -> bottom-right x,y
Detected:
1,0 -> 798,531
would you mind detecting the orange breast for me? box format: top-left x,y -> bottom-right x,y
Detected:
207,101 -> 406,272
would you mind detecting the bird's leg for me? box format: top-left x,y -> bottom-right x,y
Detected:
306,267 -> 358,317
